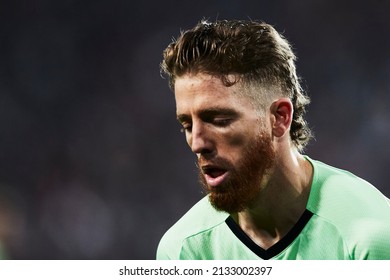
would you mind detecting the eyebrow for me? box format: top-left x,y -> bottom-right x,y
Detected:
177,107 -> 239,123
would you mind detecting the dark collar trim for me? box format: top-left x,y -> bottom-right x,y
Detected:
225,209 -> 313,260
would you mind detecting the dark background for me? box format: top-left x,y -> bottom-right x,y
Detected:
0,0 -> 389,259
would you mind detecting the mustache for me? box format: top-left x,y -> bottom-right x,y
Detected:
196,156 -> 234,171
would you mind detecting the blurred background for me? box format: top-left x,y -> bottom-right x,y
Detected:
0,0 -> 389,259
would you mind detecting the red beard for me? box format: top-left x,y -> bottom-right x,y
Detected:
198,133 -> 275,213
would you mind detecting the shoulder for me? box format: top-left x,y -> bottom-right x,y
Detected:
350,215 -> 390,259
306,157 -> 390,259
307,157 -> 389,215
156,196 -> 229,260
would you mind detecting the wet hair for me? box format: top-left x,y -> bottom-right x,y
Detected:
161,19 -> 312,151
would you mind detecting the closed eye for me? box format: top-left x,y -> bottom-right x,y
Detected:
199,108 -> 239,126
212,118 -> 233,127
180,124 -> 192,133
177,108 -> 239,133
177,114 -> 192,133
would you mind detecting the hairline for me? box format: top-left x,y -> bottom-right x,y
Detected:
173,71 -> 285,115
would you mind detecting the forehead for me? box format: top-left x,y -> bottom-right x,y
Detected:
175,74 -> 227,96
174,74 -> 256,113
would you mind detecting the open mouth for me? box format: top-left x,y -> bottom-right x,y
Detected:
202,166 -> 228,187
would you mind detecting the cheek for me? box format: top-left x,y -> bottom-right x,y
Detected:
218,129 -> 250,150
230,122 -> 261,145
185,133 -> 191,147
219,126 -> 266,154
227,133 -> 246,147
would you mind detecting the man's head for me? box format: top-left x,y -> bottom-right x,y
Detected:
161,19 -> 312,151
162,20 -> 312,213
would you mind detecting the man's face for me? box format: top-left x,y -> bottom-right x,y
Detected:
174,74 -> 275,213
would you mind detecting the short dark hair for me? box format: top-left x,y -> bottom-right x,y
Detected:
161,19 -> 312,151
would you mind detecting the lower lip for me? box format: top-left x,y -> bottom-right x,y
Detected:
204,171 -> 229,187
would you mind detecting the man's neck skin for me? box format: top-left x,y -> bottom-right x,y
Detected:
231,149 -> 313,250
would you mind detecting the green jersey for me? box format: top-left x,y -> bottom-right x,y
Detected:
157,157 -> 390,260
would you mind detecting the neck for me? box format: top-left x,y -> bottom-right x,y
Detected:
232,149 -> 313,249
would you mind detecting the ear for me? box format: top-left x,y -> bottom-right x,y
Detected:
270,98 -> 293,138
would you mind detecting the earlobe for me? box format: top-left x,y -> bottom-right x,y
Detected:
270,98 -> 293,138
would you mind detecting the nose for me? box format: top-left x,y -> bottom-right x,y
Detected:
188,122 -> 214,156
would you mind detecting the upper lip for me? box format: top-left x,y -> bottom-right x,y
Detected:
201,164 -> 227,175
